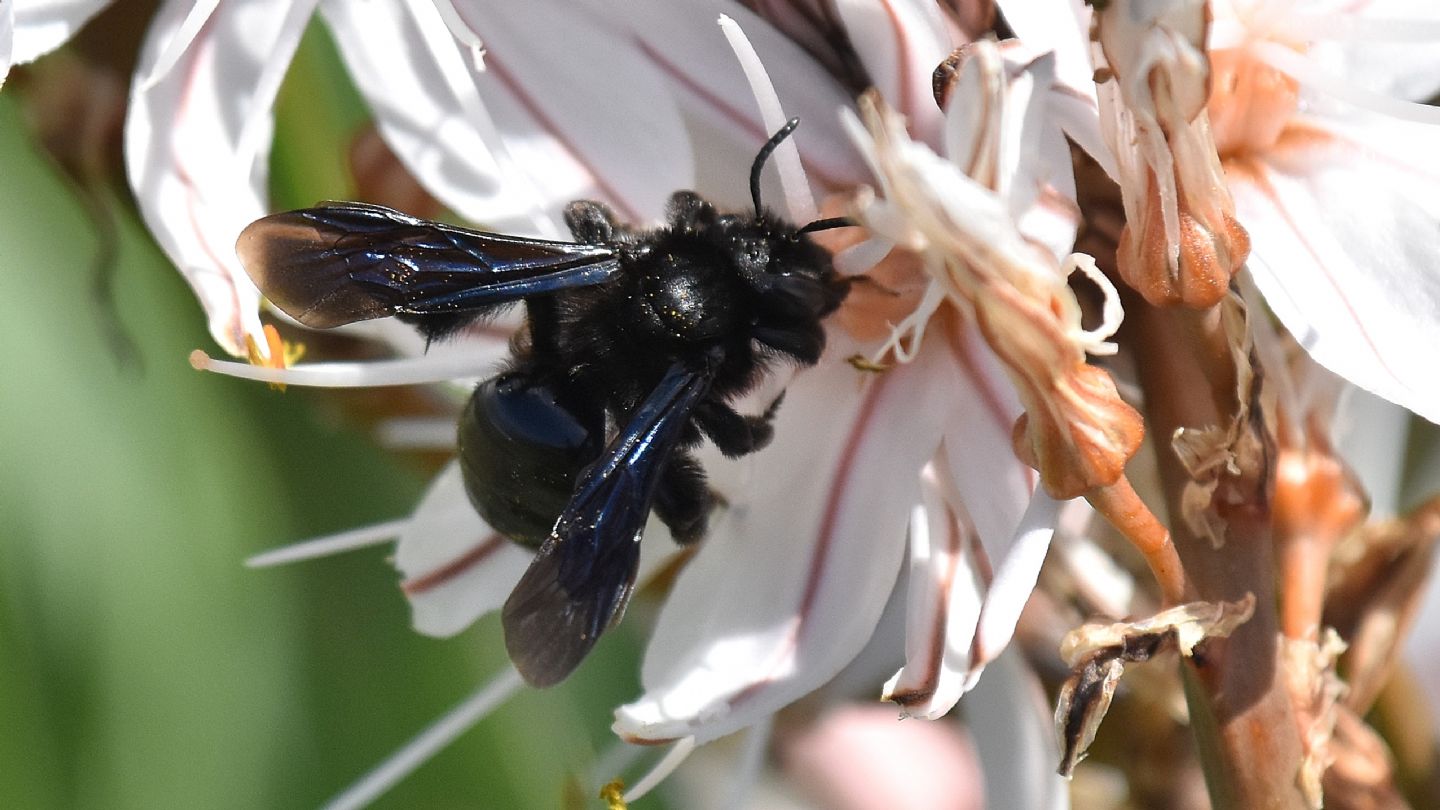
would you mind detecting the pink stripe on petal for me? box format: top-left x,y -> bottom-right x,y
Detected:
940,321 -> 1037,545
884,463 -> 979,717
401,533 -> 507,595
619,347 -> 957,743
483,54 -> 641,223
833,0 -> 949,147
634,39 -> 847,193
451,1 -> 694,224
944,318 -> 1021,451
718,373 -> 892,711
394,463 -> 533,637
615,0 -> 866,193
1231,160 -> 1404,389
797,374 -> 888,618
128,0 -> 303,356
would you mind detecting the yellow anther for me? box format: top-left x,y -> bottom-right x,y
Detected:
599,779 -> 628,810
244,324 -> 306,391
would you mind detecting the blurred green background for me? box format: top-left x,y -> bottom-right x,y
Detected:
0,22 -> 662,810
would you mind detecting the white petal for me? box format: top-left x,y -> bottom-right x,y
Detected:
395,457 -> 686,639
320,0 -> 554,237
998,47 -> 1083,261
325,0 -> 690,235
969,488 -> 1060,670
135,0 -> 218,90
1333,384 -> 1411,520
1049,84 -> 1117,180
449,0 -> 693,222
993,2 -> 1113,180
1230,125 -> 1440,424
612,0 -> 867,206
881,463 -> 985,719
615,346 -> 957,744
832,0 -> 951,147
393,462 -> 533,637
1303,0 -> 1440,103
883,328 -> 1033,717
124,0 -> 313,355
938,323 -> 1031,559
996,0 -> 1096,105
965,648 -> 1070,810
11,0 -> 111,65
1026,123 -> 1085,266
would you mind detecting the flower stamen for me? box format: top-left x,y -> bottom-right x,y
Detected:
190,350 -> 489,388
718,15 -> 817,223
599,780 -> 627,810
244,323 -> 305,391
622,736 -> 697,803
245,519 -> 408,568
320,668 -> 527,810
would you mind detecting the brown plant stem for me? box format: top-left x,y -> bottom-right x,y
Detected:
1126,296 -> 1309,810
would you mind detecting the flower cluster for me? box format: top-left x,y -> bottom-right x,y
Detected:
9,0 -> 1440,807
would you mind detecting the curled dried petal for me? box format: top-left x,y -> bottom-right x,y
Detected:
1055,594 -> 1257,776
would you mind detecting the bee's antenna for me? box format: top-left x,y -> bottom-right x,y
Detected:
798,217 -> 856,235
751,117 -> 801,216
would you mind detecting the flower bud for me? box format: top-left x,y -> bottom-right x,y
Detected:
1096,0 -> 1251,309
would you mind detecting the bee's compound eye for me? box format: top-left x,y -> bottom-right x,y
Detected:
458,373 -> 601,547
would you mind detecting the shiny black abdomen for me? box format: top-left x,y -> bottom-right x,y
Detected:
457,373 -> 602,547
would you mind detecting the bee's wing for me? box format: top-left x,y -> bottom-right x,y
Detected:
501,362 -> 714,687
237,202 -> 619,330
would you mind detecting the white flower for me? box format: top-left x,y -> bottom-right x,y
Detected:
15,0 -> 1440,805
1205,0 -> 1440,424
829,41 -> 1186,720
213,4 -> 1074,805
1008,0 -> 1440,426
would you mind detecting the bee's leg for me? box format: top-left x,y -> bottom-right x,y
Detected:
653,451 -> 713,546
563,200 -> 619,244
522,295 -> 564,366
694,397 -> 782,458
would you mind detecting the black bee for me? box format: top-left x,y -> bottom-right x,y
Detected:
237,120 -> 851,687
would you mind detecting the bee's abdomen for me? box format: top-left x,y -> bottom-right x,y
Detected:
458,373 -> 602,547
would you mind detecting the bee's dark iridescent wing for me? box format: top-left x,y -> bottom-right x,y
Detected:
501,362 -> 714,687
236,202 -> 619,329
